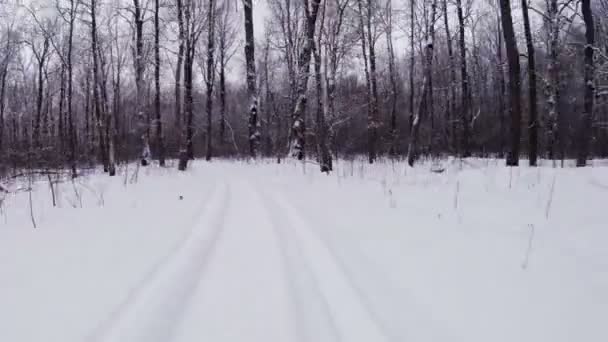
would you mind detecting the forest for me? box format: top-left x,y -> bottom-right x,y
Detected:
0,0 -> 605,175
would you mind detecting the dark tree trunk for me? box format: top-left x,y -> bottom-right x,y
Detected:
155,0 -> 165,166
499,0 -> 522,166
67,0 -> 77,178
175,0 -> 185,137
386,0 -> 398,156
576,0 -> 595,167
443,0 -> 457,151
366,0 -> 379,164
496,10 -> 506,158
133,0 -> 149,166
356,0 -> 372,163
205,0 -> 216,161
290,0 -> 322,160
521,0 -> 538,166
313,41 -> 331,172
219,35 -> 226,146
178,1 -> 196,171
456,0 -> 470,157
91,0 -> 108,171
409,0 -> 415,133
243,0 -> 260,157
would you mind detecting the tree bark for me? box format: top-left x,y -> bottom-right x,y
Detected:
443,0 -> 457,151
576,0 -> 595,167
521,0 -> 538,166
205,0 -> 216,161
133,0 -> 150,166
456,0 -> 470,156
243,0 -> 260,158
289,0 -> 322,160
499,0 -> 522,166
155,0 -> 165,166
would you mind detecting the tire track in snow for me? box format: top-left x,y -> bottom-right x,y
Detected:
88,182 -> 230,342
253,184 -> 341,342
260,186 -> 391,342
169,180 -> 298,342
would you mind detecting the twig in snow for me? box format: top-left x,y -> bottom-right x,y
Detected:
454,179 -> 460,210
545,173 -> 557,219
28,176 -> 36,229
521,224 -> 536,269
47,173 -> 56,207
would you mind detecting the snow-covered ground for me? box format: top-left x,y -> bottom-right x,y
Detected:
1,158 -> 606,342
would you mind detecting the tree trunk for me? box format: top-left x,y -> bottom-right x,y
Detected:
313,21 -> 331,172
546,0 -> 560,163
219,33 -> 226,147
205,0 -> 216,161
178,1 -> 196,171
495,9 -> 506,158
456,0 -> 470,156
356,0 -> 373,163
409,0 -> 415,133
576,0 -> 595,167
385,0 -> 398,156
155,0 -> 165,166
443,0 -> 457,151
521,0 -> 538,166
243,0 -> 260,158
289,0 -> 322,160
68,0 -> 77,178
366,0 -> 379,164
133,0 -> 150,166
175,0 -> 185,138
499,0 -> 522,166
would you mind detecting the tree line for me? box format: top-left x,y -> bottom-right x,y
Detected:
0,0 -> 606,177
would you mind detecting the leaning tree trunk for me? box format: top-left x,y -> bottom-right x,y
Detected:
289,0 -> 322,160
576,0 -> 595,167
499,0 -> 522,166
521,0 -> 538,166
243,0 -> 260,158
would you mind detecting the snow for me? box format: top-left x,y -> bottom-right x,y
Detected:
1,158 -> 607,342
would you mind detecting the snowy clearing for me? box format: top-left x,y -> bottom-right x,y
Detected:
0,159 -> 607,342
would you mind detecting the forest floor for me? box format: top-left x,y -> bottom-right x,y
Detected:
0,158 -> 607,342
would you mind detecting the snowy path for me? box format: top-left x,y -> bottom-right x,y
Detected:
2,161 -> 607,342
91,178 -> 390,342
